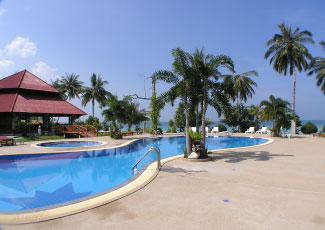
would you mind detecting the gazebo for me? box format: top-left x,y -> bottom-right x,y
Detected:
0,70 -> 87,134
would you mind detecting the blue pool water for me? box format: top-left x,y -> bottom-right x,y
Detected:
0,136 -> 267,212
37,141 -> 102,148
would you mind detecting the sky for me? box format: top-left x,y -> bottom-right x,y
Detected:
0,0 -> 324,121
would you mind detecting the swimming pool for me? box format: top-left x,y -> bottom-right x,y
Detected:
37,141 -> 102,148
0,136 -> 268,212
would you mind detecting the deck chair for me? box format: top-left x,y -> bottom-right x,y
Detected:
212,127 -> 219,133
245,127 -> 255,134
256,127 -> 267,134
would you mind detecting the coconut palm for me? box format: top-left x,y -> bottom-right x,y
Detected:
260,95 -> 291,135
223,71 -> 258,105
189,48 -> 234,150
308,41 -> 325,94
265,22 -> 314,134
50,78 -> 67,99
82,73 -> 108,117
153,48 -> 194,157
123,97 -> 148,131
248,104 -> 261,130
57,73 -> 84,100
101,93 -> 127,135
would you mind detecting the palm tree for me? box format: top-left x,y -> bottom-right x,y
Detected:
101,93 -> 127,135
189,48 -> 234,150
124,97 -> 148,131
308,41 -> 325,94
265,22 -> 314,135
260,95 -> 291,135
57,73 -> 84,100
223,71 -> 258,105
248,104 -> 261,130
82,73 -> 108,117
51,78 -> 67,99
153,48 -> 194,157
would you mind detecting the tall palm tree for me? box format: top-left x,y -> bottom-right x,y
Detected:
308,41 -> 325,94
82,73 -> 108,117
265,22 -> 314,135
153,48 -> 193,157
189,48 -> 234,150
260,95 -> 291,135
58,73 -> 84,100
223,71 -> 258,104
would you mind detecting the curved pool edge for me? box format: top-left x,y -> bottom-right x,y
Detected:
31,140 -> 108,148
207,137 -> 274,153
0,154 -> 182,225
0,136 -> 274,224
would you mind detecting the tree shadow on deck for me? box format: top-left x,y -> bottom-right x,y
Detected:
209,150 -> 294,163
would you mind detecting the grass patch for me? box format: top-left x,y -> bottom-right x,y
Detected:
23,135 -> 64,142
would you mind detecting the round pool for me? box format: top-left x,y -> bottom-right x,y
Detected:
37,141 -> 102,148
0,136 -> 269,212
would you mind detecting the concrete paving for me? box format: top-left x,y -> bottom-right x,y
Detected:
1,134 -> 325,229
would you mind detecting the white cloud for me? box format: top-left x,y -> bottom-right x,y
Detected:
5,37 -> 37,58
31,61 -> 58,82
0,8 -> 6,17
0,59 -> 14,77
0,59 -> 14,68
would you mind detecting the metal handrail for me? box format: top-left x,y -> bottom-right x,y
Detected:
132,147 -> 161,175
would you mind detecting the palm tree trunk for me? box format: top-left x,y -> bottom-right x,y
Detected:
92,98 -> 95,117
185,101 -> 191,158
292,68 -> 297,135
196,103 -> 199,131
201,97 -> 206,150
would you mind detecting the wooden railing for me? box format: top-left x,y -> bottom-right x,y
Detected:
56,125 -> 97,137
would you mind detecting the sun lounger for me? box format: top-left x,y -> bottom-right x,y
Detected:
256,127 -> 268,134
245,127 -> 255,134
219,131 -> 232,136
211,127 -> 219,133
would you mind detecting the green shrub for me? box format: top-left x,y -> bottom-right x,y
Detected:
322,126 -> 325,133
217,124 -> 227,132
110,132 -> 122,139
189,130 -> 202,144
166,126 -> 177,133
301,121 -> 318,134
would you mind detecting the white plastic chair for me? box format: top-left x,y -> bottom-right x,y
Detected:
245,127 -> 255,134
256,127 -> 267,134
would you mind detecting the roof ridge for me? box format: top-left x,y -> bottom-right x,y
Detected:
11,92 -> 19,112
17,69 -> 27,88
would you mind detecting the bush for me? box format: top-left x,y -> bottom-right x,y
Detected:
110,132 -> 122,139
301,121 -> 318,134
322,126 -> 325,133
217,124 -> 227,132
189,130 -> 202,144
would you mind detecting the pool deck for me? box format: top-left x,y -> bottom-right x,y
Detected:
1,133 -> 325,229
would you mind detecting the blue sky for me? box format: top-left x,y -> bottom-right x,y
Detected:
0,0 -> 324,121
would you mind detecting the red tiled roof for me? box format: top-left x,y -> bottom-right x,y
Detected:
0,93 -> 17,113
0,70 -> 86,116
0,92 -> 86,115
0,70 -> 59,93
13,93 -> 86,115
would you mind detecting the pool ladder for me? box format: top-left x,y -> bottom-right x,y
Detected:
132,147 -> 161,176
